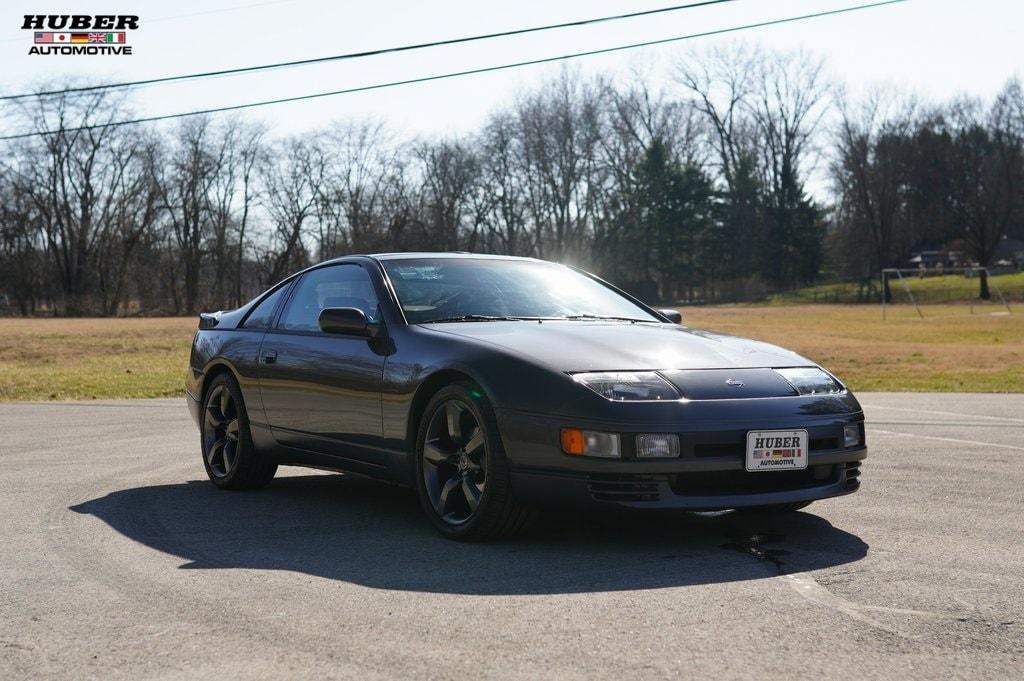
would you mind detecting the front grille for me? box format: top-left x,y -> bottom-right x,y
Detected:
692,437 -> 841,459
587,474 -> 666,503
671,465 -> 839,496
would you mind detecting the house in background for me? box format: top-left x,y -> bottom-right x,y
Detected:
907,250 -> 964,270
994,236 -> 1024,268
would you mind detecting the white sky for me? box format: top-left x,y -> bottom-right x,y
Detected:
1,0 -> 1021,142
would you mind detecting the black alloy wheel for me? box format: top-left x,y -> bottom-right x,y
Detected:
204,383 -> 241,479
422,399 -> 487,525
201,373 -> 277,489
415,383 -> 535,540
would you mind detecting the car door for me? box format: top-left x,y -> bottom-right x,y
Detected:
258,263 -> 386,464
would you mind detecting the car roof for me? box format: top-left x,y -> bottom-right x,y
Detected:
325,252 -> 545,264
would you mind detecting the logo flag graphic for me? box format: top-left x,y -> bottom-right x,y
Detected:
35,31 -> 125,45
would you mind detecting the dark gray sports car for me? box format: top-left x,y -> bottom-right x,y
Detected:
187,253 -> 866,540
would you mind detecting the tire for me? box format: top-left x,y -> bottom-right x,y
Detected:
200,373 -> 277,490
737,501 -> 813,514
414,382 -> 535,541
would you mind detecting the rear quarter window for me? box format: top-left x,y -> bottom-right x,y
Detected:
241,283 -> 291,329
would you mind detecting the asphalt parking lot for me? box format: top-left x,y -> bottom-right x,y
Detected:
1,393 -> 1022,680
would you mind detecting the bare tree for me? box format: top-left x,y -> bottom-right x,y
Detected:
675,44 -> 761,190
675,45 -> 765,286
156,117 -> 230,313
677,44 -> 831,288
515,70 -> 606,263
476,113 -> 533,255
948,94 -> 1024,298
413,139 -> 480,250
313,121 -> 403,257
4,85 -> 159,314
260,135 -> 324,284
0,172 -> 44,314
832,88 -> 919,300
203,119 -> 266,307
94,136 -> 161,314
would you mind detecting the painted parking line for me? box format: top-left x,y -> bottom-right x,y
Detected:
868,427 -> 1024,452
868,421 -> 1024,428
859,404 -> 1024,424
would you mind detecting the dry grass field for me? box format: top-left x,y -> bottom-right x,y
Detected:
0,304 -> 1020,401
0,317 -> 194,401
685,305 -> 1024,392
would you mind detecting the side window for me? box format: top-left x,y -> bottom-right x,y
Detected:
278,265 -> 381,333
241,282 -> 291,329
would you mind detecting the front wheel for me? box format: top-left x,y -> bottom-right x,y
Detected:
201,373 -> 277,489
414,383 -> 534,541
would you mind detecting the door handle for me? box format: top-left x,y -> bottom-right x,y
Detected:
262,349 -> 277,364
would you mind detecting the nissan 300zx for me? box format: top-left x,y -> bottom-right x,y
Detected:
187,253 -> 866,540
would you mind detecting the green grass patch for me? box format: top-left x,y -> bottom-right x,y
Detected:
768,271 -> 1024,305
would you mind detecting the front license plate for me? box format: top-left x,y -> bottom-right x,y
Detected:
746,429 -> 809,472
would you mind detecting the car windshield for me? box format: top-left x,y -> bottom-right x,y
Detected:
381,258 -> 660,324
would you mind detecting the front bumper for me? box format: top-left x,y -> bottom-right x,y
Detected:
498,402 -> 866,510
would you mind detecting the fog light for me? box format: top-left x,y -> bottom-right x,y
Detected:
560,428 -> 620,458
636,434 -> 680,458
843,424 -> 861,447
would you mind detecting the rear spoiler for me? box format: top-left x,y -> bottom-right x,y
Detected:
198,312 -> 223,330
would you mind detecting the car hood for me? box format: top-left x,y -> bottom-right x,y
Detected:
424,321 -> 812,372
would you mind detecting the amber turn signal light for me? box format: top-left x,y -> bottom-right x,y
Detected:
560,428 -> 621,458
560,428 -> 585,455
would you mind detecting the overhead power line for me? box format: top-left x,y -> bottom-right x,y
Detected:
0,0 -> 909,142
1,1 -> 738,101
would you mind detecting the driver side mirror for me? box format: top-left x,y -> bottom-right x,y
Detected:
658,308 -> 683,324
318,307 -> 384,338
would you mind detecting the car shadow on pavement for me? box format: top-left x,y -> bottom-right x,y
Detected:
70,473 -> 868,595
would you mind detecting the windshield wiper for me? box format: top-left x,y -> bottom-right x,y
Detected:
424,314 -> 649,324
425,314 -> 533,323
559,314 -> 649,323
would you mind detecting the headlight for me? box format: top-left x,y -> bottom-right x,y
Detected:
775,367 -> 844,395
572,371 -> 681,401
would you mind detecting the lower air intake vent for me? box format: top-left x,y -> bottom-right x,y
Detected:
587,474 -> 666,503
844,461 -> 861,489
672,465 -> 839,496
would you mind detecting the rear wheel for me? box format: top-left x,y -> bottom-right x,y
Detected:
415,383 -> 534,540
201,373 -> 277,489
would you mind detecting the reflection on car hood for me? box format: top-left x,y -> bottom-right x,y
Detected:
426,321 -> 811,372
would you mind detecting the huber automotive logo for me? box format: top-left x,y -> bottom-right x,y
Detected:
23,15 -> 137,55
